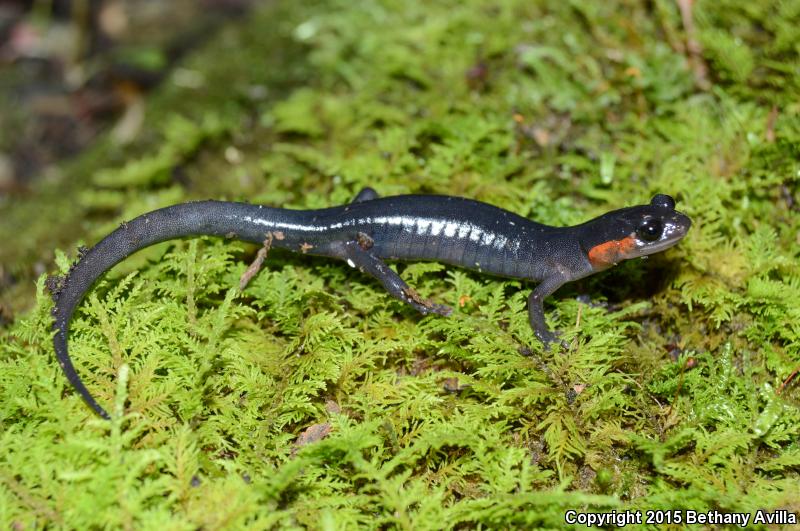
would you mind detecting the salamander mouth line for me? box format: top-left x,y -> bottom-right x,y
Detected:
635,236 -> 685,255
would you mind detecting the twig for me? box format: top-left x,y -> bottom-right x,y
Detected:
765,105 -> 779,143
676,0 -> 710,90
777,366 -> 799,395
667,355 -> 696,416
239,232 -> 273,290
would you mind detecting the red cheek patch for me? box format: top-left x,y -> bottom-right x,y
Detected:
588,236 -> 637,269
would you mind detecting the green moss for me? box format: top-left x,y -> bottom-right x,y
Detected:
2,0 -> 800,527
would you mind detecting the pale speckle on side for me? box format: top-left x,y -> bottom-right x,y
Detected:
468,226 -> 482,242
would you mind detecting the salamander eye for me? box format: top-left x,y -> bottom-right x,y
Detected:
636,218 -> 663,242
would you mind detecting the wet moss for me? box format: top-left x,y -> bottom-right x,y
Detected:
1,0 -> 799,527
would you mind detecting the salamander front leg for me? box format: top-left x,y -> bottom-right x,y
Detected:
352,187 -> 380,203
340,241 -> 452,316
527,276 -> 567,348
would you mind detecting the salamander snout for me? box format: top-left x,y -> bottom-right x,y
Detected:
631,195 -> 691,256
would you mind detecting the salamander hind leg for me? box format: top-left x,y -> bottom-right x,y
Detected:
351,187 -> 380,203
339,241 -> 451,316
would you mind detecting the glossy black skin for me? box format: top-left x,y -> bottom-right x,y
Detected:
50,189 -> 691,419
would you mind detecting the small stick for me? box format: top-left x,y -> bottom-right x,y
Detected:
667,355 -> 697,416
765,106 -> 778,143
676,0 -> 710,90
777,366 -> 799,395
239,232 -> 273,290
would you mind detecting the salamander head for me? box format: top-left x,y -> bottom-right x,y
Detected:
582,194 -> 691,270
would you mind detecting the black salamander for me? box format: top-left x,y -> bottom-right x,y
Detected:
49,189 -> 691,418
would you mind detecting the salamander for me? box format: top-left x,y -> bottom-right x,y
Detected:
48,189 -> 691,419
